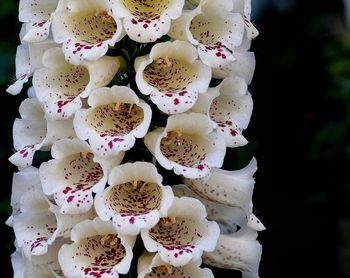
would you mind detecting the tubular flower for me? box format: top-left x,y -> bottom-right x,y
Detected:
141,197 -> 220,267
144,113 -> 226,179
137,253 -> 214,278
191,77 -> 253,147
58,218 -> 135,278
95,162 -> 174,235
19,0 -> 59,43
9,94 -> 76,168
39,138 -> 124,214
232,0 -> 259,39
33,47 -> 124,120
135,40 -> 211,114
169,0 -> 245,69
113,0 -> 184,43
74,86 -> 152,157
13,189 -> 95,257
203,227 -> 262,278
51,0 -> 125,65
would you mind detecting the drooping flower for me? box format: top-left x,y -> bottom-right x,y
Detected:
232,0 -> 259,39
58,218 -> 135,278
144,113 -> 226,179
19,0 -> 59,42
74,86 -> 152,157
95,162 -> 174,235
113,0 -> 184,43
13,189 -> 95,257
9,93 -> 76,168
135,40 -> 211,114
51,0 -> 125,65
203,227 -> 263,278
39,138 -> 124,214
141,197 -> 220,267
137,253 -> 214,278
33,47 -> 124,119
191,77 -> 253,147
169,0 -> 245,70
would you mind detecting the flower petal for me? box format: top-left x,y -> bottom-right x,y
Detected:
95,162 -> 174,235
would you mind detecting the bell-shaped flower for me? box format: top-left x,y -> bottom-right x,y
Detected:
232,0 -> 259,39
33,47 -> 124,120
95,162 -> 174,235
137,253 -> 214,278
39,138 -> 124,214
51,0 -> 125,65
9,93 -> 76,168
58,218 -> 135,278
113,0 -> 184,43
74,86 -> 152,157
144,113 -> 226,179
141,197 -> 220,267
13,189 -> 95,257
183,157 -> 257,215
169,0 -> 245,70
191,77 -> 253,147
135,40 -> 211,114
203,227 -> 262,278
7,27 -> 57,95
19,0 -> 59,42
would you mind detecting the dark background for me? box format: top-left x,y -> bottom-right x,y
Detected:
1,0 -> 350,277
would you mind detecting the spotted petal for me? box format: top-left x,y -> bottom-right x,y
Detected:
95,162 -> 174,235
33,47 -> 123,119
135,40 -> 211,114
137,253 -> 214,278
141,197 -> 220,267
58,218 -> 135,278
52,0 -> 125,65
144,113 -> 226,179
113,0 -> 184,43
74,86 -> 152,157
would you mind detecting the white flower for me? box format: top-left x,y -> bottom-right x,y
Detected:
232,0 -> 259,39
13,189 -> 95,257
135,40 -> 211,114
169,0 -> 245,69
203,227 -> 262,278
95,162 -> 174,236
33,47 -> 124,119
137,253 -> 214,278
191,77 -> 253,147
141,197 -> 220,267
51,0 -> 125,65
58,218 -> 135,278
19,0 -> 59,42
144,113 -> 226,179
113,0 -> 184,43
74,86 -> 152,157
9,93 -> 76,168
39,138 -> 124,214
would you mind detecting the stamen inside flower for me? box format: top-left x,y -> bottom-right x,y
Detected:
155,57 -> 172,68
163,130 -> 183,146
162,216 -> 177,226
100,234 -> 118,247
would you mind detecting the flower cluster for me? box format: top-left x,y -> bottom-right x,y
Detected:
7,0 -> 263,277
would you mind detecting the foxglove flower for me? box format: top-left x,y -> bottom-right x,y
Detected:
232,0 -> 259,39
74,86 -> 152,157
58,218 -> 135,278
95,162 -> 174,235
135,40 -> 211,114
191,77 -> 253,147
169,0 -> 245,69
141,197 -> 220,267
39,138 -> 124,214
52,0 -> 125,65
203,227 -> 262,278
19,0 -> 59,42
144,113 -> 226,179
33,47 -> 124,119
9,94 -> 76,168
137,253 -> 214,278
113,0 -> 184,43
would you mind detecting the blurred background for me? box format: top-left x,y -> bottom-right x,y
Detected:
1,0 -> 350,277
